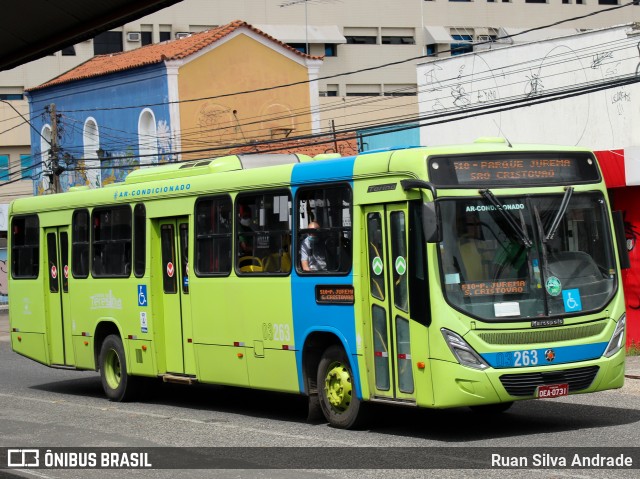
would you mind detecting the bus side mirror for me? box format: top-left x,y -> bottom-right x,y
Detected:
612,210 -> 630,270
422,202 -> 441,243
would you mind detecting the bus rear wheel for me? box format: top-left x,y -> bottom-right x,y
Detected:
99,334 -> 137,402
317,345 -> 365,429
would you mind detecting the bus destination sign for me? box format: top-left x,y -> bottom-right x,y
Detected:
429,153 -> 600,187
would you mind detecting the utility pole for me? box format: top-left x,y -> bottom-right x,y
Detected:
48,103 -> 61,194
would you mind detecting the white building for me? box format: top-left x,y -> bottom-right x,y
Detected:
1,0 -> 639,198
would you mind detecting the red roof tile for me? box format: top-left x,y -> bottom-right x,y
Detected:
230,132 -> 358,158
30,20 -> 322,91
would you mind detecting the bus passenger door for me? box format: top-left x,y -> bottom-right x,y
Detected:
364,204 -> 417,403
44,226 -> 73,366
155,217 -> 193,375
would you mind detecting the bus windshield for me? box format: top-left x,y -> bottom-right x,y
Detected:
438,192 -> 617,321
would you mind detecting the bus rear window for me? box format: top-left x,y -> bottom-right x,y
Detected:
11,215 -> 39,279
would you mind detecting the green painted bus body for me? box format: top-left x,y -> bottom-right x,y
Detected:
8,141 -> 626,420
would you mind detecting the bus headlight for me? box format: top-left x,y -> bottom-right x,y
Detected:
604,314 -> 626,358
441,328 -> 489,370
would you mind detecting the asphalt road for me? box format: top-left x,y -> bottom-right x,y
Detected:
1,309 -> 640,479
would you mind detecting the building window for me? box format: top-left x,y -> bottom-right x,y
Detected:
138,109 -> 158,166
288,43 -> 308,54
0,155 -> 8,182
83,118 -> 100,187
93,31 -> 123,55
236,191 -> 292,275
195,196 -> 233,276
92,206 -> 132,277
426,44 -> 437,56
296,185 -> 352,274
72,209 -> 90,278
345,36 -> 377,44
61,45 -> 76,56
320,84 -> 339,97
383,84 -> 418,97
159,31 -> 171,42
381,36 -> 415,45
525,0 -> 547,2
346,84 -> 381,96
20,154 -> 32,179
141,32 -> 153,46
11,215 -> 39,279
325,44 -> 337,56
0,93 -> 23,100
598,0 -> 618,4
451,35 -> 473,56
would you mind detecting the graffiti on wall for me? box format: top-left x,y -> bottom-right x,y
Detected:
33,119 -> 173,194
419,26 -> 639,150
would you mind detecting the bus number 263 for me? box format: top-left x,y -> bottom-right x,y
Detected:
262,323 -> 291,342
497,350 -> 539,367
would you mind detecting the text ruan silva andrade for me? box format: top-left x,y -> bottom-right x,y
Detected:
491,453 -> 634,468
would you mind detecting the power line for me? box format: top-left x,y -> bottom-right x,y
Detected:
48,34 -> 640,152
52,1 -> 638,114
36,72 -> 640,171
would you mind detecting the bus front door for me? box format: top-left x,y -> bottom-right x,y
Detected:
364,204 -> 417,403
155,217 -> 193,375
43,226 -> 73,366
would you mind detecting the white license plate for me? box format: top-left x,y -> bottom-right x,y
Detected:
536,383 -> 569,399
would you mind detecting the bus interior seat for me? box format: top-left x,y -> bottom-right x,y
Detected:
262,252 -> 291,273
238,256 -> 263,273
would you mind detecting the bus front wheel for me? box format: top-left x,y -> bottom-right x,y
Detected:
99,334 -> 137,402
317,345 -> 365,429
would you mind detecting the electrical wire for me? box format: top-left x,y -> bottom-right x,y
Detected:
52,1 -> 639,114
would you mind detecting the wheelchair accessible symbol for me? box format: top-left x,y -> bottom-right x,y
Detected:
562,288 -> 582,313
138,285 -> 148,307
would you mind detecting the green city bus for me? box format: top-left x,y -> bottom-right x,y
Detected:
8,138 -> 628,428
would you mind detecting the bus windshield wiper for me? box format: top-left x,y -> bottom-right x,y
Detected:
544,187 -> 573,242
480,189 -> 532,248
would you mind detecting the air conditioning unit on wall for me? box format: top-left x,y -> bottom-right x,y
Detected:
175,32 -> 191,39
127,32 -> 141,42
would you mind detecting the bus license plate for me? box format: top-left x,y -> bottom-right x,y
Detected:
536,384 -> 569,399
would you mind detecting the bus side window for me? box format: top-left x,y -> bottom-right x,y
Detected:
235,190 -> 292,275
11,215 -> 39,279
91,206 -> 132,278
133,204 -> 146,277
195,195 -> 232,276
72,209 -> 90,278
296,185 -> 352,275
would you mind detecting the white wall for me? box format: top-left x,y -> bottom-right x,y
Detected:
418,25 -> 640,151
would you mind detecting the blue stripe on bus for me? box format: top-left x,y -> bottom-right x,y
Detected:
480,342 -> 609,369
290,157 -> 361,397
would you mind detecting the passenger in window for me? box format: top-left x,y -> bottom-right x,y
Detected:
238,205 -> 254,256
300,222 -> 328,272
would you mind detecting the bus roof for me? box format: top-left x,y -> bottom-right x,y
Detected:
10,140 -> 596,215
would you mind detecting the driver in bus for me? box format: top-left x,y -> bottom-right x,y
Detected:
457,213 -> 487,281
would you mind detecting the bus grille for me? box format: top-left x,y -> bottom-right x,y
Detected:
478,323 -> 606,345
499,366 -> 599,397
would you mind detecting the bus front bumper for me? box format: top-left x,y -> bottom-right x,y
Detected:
427,348 -> 625,409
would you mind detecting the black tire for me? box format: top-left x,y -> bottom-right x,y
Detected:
469,402 -> 514,414
99,334 -> 138,402
317,345 -> 366,429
